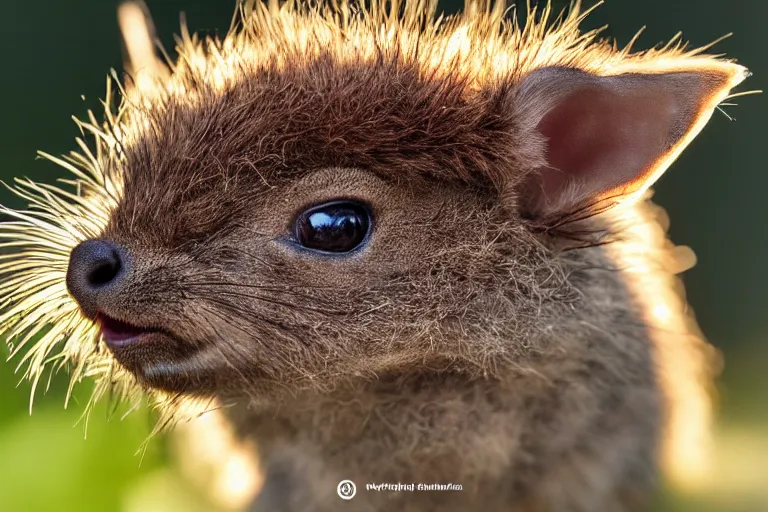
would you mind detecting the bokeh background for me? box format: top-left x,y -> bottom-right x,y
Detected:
1,1 -> 766,510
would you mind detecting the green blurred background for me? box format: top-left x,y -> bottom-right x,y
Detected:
1,1 -> 766,510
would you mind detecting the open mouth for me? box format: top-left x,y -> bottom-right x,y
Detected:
96,314 -> 158,347
93,313 -> 206,392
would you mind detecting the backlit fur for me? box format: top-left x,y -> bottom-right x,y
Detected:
0,1 -> 748,510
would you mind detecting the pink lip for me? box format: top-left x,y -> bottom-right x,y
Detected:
97,315 -> 156,347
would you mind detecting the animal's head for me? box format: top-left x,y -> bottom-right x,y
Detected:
0,0 -> 747,406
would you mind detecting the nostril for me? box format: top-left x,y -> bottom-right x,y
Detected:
66,239 -> 129,315
86,251 -> 122,287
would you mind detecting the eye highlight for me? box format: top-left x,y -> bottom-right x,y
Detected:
294,201 -> 371,253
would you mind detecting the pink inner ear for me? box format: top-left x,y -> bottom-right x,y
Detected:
532,85 -> 677,215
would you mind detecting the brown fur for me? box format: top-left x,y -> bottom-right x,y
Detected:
0,1 -> 750,511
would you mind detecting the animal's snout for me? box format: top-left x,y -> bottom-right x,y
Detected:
66,239 -> 128,316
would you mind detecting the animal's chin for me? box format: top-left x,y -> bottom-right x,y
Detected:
95,314 -> 212,393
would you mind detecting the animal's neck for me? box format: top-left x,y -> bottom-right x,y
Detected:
226,372 -> 542,511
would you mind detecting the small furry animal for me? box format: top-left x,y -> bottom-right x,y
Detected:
0,1 -> 752,511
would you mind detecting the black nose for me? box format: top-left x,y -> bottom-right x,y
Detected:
66,239 -> 127,316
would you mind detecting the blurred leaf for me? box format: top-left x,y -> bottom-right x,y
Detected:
0,403 -> 162,512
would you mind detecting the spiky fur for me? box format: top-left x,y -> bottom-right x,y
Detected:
0,1 -> 748,510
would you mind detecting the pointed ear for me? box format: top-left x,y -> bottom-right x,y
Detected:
117,1 -> 170,93
517,64 -> 748,222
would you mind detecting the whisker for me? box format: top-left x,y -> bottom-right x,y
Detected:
194,288 -> 347,316
197,307 -> 260,392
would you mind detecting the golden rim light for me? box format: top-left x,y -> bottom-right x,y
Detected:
0,0 -> 752,494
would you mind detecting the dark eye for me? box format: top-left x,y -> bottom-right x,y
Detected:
294,201 -> 371,253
